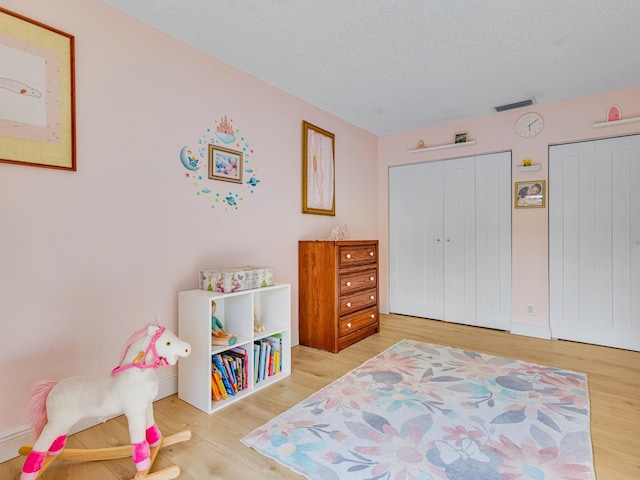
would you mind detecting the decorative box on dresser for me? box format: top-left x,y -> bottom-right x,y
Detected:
298,240 -> 379,353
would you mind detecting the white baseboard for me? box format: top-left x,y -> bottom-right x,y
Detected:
0,374 -> 177,463
509,322 -> 552,340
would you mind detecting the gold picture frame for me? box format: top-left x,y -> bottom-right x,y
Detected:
0,8 -> 76,170
515,180 -> 546,208
302,121 -> 335,215
208,144 -> 243,183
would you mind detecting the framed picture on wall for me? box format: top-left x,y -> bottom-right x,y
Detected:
208,144 -> 243,183
515,180 -> 546,208
302,120 -> 335,215
454,132 -> 468,143
0,7 -> 76,170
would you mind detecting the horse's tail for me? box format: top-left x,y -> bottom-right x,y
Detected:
26,380 -> 58,437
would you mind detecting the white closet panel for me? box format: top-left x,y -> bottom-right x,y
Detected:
475,152 -> 512,329
389,162 -> 444,319
549,135 -> 640,351
442,157 -> 476,324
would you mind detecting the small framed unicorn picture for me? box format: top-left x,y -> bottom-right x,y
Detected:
208,144 -> 243,183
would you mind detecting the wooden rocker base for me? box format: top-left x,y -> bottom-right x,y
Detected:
19,430 -> 191,479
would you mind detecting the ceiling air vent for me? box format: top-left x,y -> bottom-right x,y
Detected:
494,99 -> 533,112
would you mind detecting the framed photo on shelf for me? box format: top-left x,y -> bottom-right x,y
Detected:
454,132 -> 468,143
0,7 -> 76,170
208,144 -> 243,183
515,180 -> 546,208
302,120 -> 335,215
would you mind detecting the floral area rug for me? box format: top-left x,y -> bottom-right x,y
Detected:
241,339 -> 595,480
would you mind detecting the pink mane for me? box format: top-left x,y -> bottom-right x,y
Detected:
116,323 -> 162,366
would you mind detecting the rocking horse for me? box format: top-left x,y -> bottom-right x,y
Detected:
18,323 -> 192,480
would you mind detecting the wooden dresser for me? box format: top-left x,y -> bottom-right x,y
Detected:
298,240 -> 379,353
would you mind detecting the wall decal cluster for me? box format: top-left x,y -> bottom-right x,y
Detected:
180,116 -> 260,210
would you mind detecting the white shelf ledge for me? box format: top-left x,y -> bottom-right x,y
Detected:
593,116 -> 640,129
517,165 -> 541,172
408,140 -> 476,154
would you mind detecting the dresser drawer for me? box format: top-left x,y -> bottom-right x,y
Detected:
339,288 -> 377,316
338,323 -> 379,351
339,307 -> 377,338
338,244 -> 377,268
339,268 -> 377,295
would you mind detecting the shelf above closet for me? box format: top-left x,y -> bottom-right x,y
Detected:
517,165 -> 541,172
408,140 -> 476,154
592,116 -> 640,129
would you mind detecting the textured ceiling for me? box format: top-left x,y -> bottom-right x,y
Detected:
100,0 -> 640,136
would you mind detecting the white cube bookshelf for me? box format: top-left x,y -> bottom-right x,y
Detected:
178,284 -> 291,414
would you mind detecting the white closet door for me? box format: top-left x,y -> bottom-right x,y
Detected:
550,135 -> 640,351
442,157 -> 476,325
475,152 -> 512,330
389,162 -> 444,319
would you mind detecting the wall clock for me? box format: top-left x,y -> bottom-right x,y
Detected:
515,112 -> 544,138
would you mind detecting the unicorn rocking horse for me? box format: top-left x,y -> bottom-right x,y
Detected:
19,323 -> 192,480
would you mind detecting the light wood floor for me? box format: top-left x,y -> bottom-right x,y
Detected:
2,314 -> 639,479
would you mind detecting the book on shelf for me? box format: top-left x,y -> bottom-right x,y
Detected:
222,355 -> 239,393
253,335 -> 284,383
253,343 -> 260,383
265,334 -> 282,374
260,339 -> 269,381
211,367 -> 228,400
212,354 -> 236,397
210,370 -> 221,401
227,347 -> 249,390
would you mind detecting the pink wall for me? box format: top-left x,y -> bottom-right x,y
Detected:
0,0 -> 378,453
378,85 -> 640,337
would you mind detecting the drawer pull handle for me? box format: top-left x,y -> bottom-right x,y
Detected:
370,314 -> 375,319
370,252 -> 374,256
346,281 -> 351,287
346,302 -> 352,308
370,295 -> 375,300
346,253 -> 351,259
369,276 -> 374,281
347,322 -> 352,328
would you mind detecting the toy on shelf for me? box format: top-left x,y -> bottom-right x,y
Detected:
211,300 -> 238,346
253,307 -> 265,332
18,324 -> 192,479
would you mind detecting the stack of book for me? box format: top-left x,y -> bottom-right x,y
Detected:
210,347 -> 248,401
254,334 -> 282,384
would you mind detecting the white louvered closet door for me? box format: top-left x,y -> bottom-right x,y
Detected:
549,135 -> 640,351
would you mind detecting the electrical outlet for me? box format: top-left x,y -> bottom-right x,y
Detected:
526,304 -> 535,315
